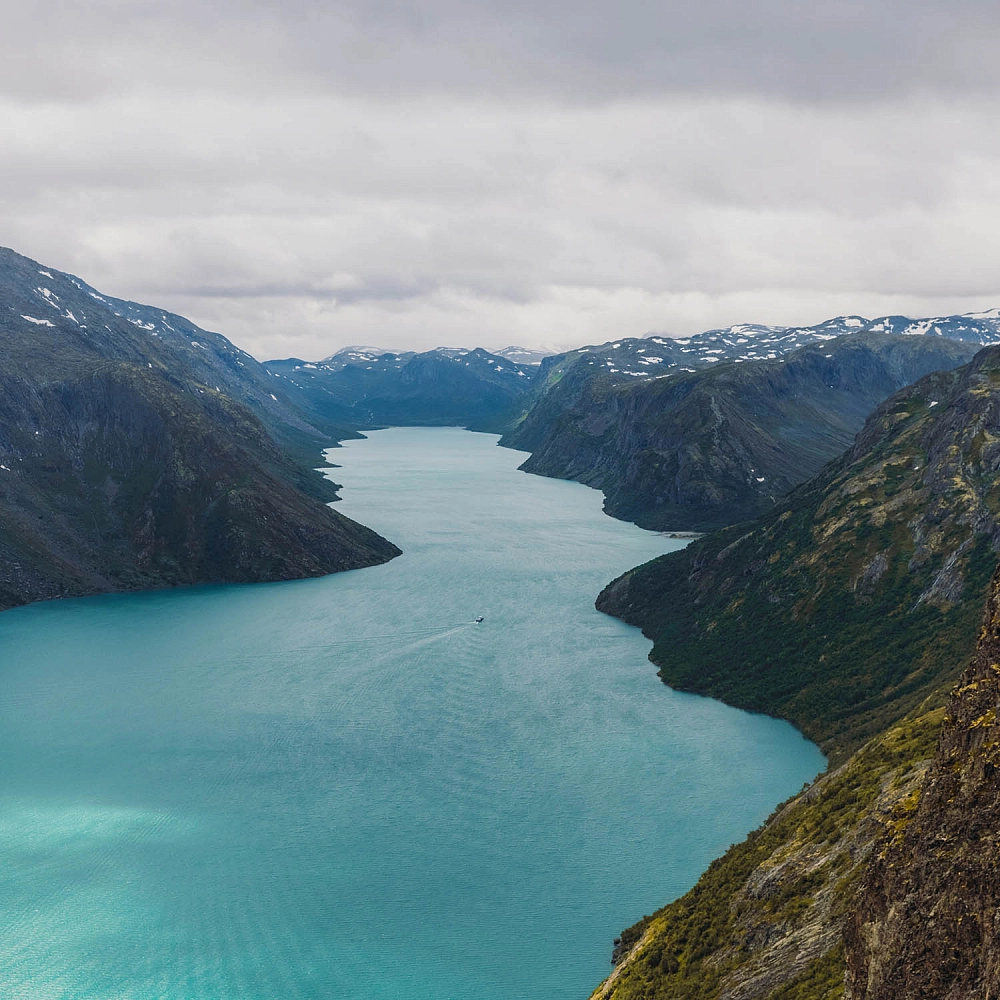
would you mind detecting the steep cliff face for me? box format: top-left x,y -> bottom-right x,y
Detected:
0,248 -> 399,612
598,347 -> 1000,761
508,334 -> 978,532
844,572 -> 1000,999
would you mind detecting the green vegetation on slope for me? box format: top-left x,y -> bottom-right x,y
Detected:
598,357 -> 1000,762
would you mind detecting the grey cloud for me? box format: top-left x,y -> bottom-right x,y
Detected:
7,89 -> 1000,358
3,5 -> 1000,359
174,279 -> 437,306
5,1 -> 1000,104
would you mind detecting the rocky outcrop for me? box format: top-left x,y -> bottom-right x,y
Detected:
844,571 -> 1000,999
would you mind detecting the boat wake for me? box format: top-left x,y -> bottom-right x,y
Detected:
235,620 -> 484,658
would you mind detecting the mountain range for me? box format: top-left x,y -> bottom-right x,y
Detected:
503,332 -> 979,531
264,346 -> 535,431
255,310 -> 1000,538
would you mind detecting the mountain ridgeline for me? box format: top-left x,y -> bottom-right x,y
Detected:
264,346 -> 536,432
590,345 -> 1000,999
259,314 -> 990,539
0,247 -> 399,612
503,333 -> 980,531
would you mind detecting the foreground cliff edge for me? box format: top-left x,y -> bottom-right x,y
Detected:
845,574 -> 1000,997
590,347 -> 1000,998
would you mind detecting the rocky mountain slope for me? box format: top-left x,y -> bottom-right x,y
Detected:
844,571 -> 1000,998
515,318 -> 883,408
38,258 -> 363,473
588,346 -> 1000,1000
506,333 -> 978,532
498,322 -> 875,457
265,346 -> 536,431
863,307 -> 1000,343
507,308 -> 1000,440
597,346 -> 1000,761
591,699 -> 946,1000
592,572 -> 1000,1000
0,248 -> 399,612
555,308 -> 1000,392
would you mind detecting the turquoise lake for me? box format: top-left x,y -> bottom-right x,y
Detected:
0,426 -> 825,999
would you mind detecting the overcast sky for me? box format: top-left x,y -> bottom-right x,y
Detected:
4,1 -> 1000,360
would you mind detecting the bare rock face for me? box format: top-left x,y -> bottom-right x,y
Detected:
845,570 -> 1000,999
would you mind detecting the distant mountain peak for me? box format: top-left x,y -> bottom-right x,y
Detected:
494,346 -> 555,366
321,345 -> 393,363
963,306 -> 1000,320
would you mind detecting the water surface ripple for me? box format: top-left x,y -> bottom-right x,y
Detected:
0,427 -> 824,999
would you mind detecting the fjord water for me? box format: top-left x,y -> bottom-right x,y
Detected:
0,427 -> 823,999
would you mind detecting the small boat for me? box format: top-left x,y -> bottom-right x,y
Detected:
474,616 -> 485,623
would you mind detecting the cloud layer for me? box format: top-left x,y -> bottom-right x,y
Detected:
4,2 -> 1000,358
